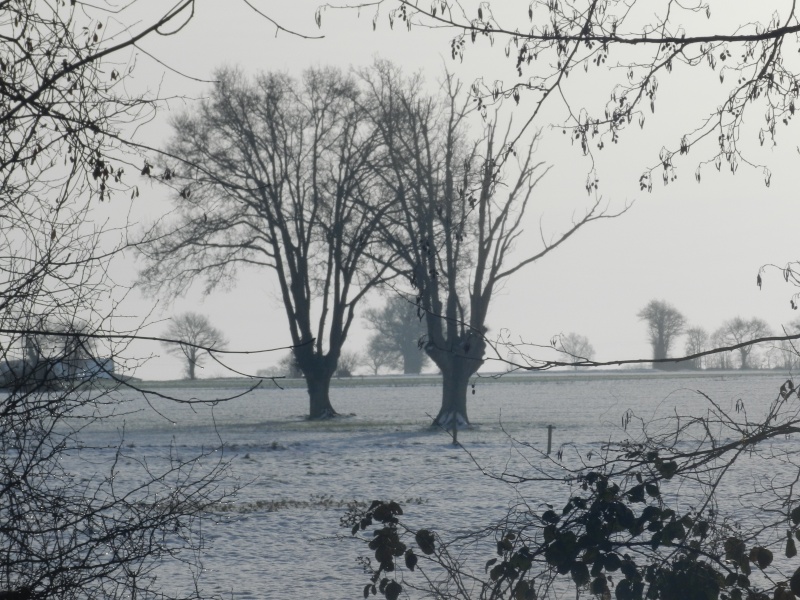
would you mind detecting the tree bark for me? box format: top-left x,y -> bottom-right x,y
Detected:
430,339 -> 484,427
295,349 -> 338,419
306,371 -> 337,419
433,365 -> 471,427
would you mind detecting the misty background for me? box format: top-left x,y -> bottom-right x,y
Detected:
118,0 -> 800,380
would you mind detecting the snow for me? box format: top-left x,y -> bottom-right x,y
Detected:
58,372 -> 792,598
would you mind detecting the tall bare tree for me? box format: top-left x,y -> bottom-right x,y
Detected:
714,316 -> 773,369
362,63 -> 620,426
138,67 -> 393,418
162,312 -> 228,380
558,332 -> 596,369
638,300 -> 686,366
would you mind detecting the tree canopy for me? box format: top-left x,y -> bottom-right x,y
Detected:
638,300 -> 686,364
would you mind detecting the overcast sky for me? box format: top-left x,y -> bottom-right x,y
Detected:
117,0 -> 800,380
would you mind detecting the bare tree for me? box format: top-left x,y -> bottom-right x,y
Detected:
362,63 -> 621,426
705,329 -> 733,370
138,67 -> 393,419
363,295 -> 429,374
335,351 -> 362,377
0,3 -> 268,597
557,332 -> 595,369
714,316 -> 773,369
363,337 -> 401,375
638,300 -> 686,366
162,312 -> 228,380
683,326 -> 709,370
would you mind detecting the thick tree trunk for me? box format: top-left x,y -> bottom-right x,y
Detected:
431,337 -> 484,427
433,366 -> 471,428
306,372 -> 337,419
187,359 -> 196,380
295,349 -> 338,420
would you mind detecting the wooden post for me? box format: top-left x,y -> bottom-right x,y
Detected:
546,425 -> 554,455
451,418 -> 458,446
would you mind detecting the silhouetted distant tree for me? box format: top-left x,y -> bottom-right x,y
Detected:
714,317 -> 773,369
638,300 -> 686,366
683,326 -> 709,370
363,296 -> 429,374
557,332 -> 595,369
770,320 -> 800,370
364,338 -> 401,375
278,352 -> 304,379
705,329 -> 734,370
335,351 -> 362,377
162,312 -> 227,380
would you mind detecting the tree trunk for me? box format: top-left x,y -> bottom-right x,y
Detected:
433,366 -> 471,427
295,349 -> 338,419
402,347 -> 424,375
306,370 -> 337,419
431,338 -> 484,427
739,349 -> 749,370
187,359 -> 196,380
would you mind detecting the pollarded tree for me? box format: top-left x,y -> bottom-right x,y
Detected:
683,326 -> 709,370
557,332 -> 595,369
638,300 -> 686,366
362,63 -> 620,426
138,67 -> 393,419
714,316 -> 773,369
363,295 -> 429,374
162,312 -> 227,380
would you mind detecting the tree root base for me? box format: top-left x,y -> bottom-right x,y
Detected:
308,408 -> 344,421
433,411 -> 470,429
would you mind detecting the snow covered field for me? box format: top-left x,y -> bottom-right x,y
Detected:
66,372 -> 792,599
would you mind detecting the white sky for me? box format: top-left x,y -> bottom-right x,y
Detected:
112,0 -> 800,379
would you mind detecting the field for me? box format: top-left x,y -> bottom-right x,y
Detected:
71,371 -> 794,599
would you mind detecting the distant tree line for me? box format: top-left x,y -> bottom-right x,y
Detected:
638,299 -> 784,371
